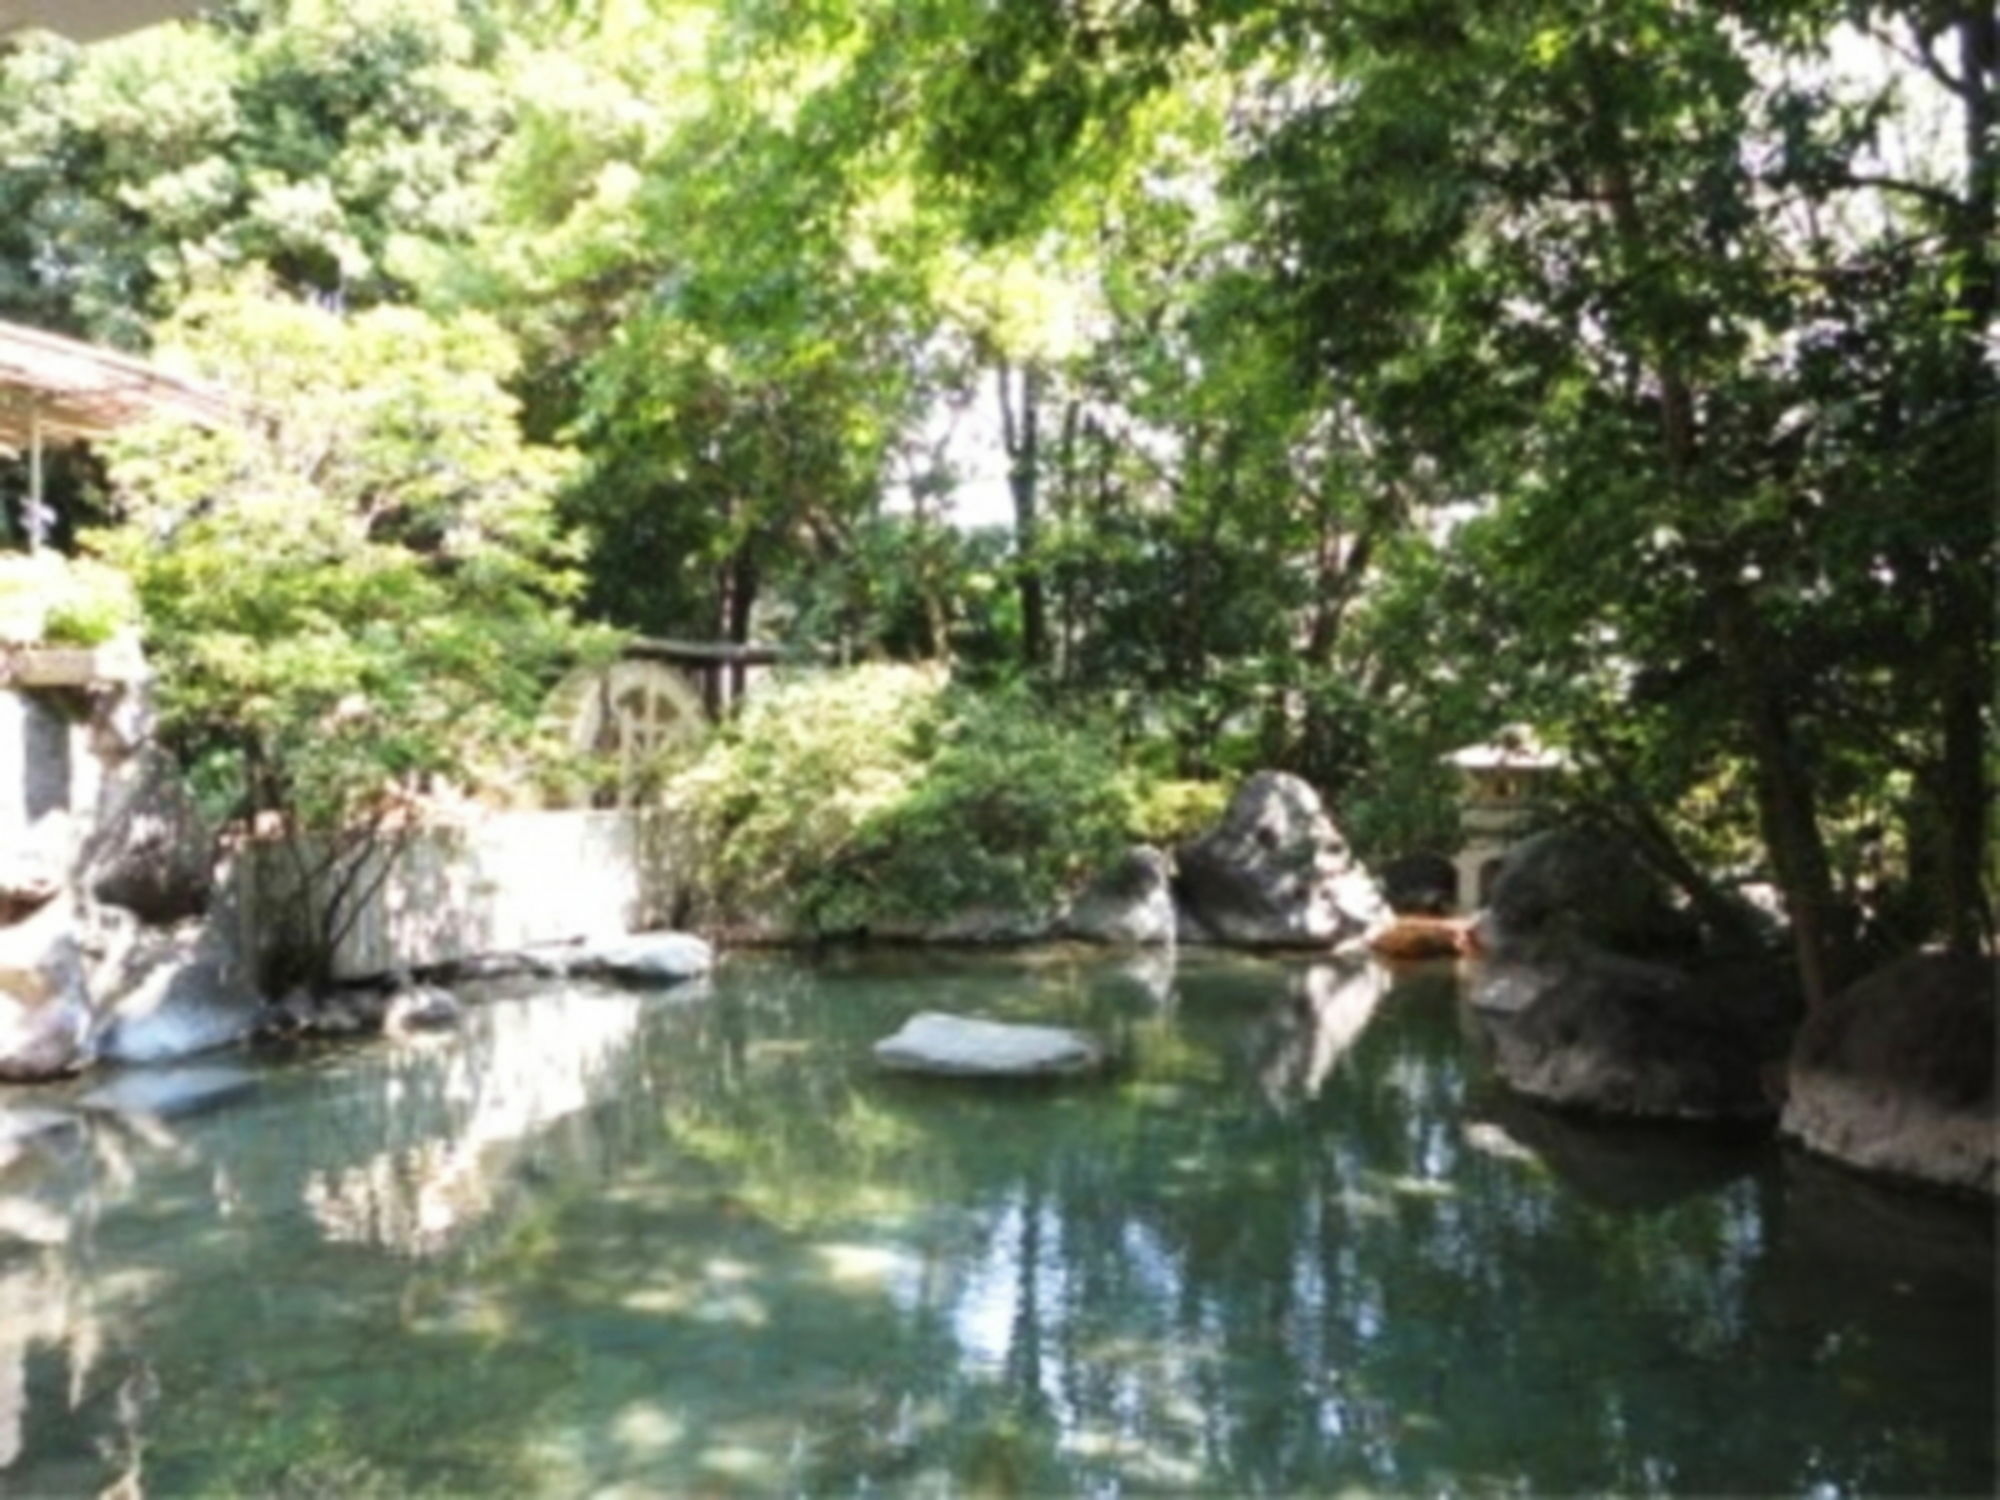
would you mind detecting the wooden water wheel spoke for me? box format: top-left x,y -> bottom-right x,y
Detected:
545,660 -> 708,807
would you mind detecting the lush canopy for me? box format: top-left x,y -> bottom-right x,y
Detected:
0,0 -> 1987,995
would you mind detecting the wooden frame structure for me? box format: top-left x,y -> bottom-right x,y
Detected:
0,318 -> 234,551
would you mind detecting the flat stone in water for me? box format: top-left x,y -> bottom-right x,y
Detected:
873,1011 -> 1103,1078
568,932 -> 714,985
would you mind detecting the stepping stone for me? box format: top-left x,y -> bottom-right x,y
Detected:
873,1012 -> 1103,1078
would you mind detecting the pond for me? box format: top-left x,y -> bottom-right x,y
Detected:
0,950 -> 1992,1496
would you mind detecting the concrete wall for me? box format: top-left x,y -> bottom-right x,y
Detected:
0,681 -> 116,879
237,808 -> 685,982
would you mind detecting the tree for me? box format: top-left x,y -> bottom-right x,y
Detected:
96,283 -> 595,986
0,0 -> 514,345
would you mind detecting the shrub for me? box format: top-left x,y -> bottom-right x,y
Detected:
668,665 -> 1161,934
0,554 -> 136,646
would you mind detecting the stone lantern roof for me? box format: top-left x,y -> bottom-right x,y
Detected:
1443,725 -> 1569,774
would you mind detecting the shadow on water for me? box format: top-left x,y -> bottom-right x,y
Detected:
0,949 -> 1991,1495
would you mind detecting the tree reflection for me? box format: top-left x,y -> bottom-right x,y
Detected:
0,950 -> 1990,1495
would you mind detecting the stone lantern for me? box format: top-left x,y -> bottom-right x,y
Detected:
1444,726 -> 1567,911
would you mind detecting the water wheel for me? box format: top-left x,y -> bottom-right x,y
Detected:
544,659 -> 708,805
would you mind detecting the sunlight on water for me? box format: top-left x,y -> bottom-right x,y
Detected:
0,952 -> 1992,1495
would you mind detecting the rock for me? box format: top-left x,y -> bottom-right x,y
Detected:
570,930 -> 714,985
0,900 -> 93,1082
93,920 -> 262,1065
80,1063 -> 257,1120
1173,771 -> 1388,949
1472,950 -> 1798,1121
441,949 -> 571,982
76,746 -> 213,925
1063,846 -> 1176,946
1475,827 -> 1698,962
1465,824 -> 1801,1122
1781,953 -> 1996,1196
384,971 -> 464,1037
873,1012 -> 1103,1078
1380,852 -> 1459,916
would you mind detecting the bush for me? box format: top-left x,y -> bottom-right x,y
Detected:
668,665 -> 1170,934
0,554 -> 136,646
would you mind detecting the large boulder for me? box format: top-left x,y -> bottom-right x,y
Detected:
1468,826 -> 1800,1121
1472,950 -> 1798,1121
874,1012 -> 1103,1078
1063,845 -> 1175,947
1781,954 -> 1996,1196
1174,772 -> 1387,949
77,746 -> 213,925
1476,827 -> 1698,961
0,901 -> 93,1081
93,920 -> 263,1065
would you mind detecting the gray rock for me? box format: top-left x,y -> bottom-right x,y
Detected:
1471,950 -> 1797,1121
874,1012 -> 1103,1078
1465,823 -> 1800,1123
1781,953 -> 1996,1196
0,900 -> 93,1081
80,1063 -> 257,1120
1064,846 -> 1176,946
570,930 -> 714,984
385,973 -> 464,1036
77,745 -> 213,924
1477,827 -> 1698,962
94,920 -> 262,1065
1174,771 -> 1388,949
442,949 -> 571,981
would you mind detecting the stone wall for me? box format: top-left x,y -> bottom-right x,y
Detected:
233,808 -> 685,982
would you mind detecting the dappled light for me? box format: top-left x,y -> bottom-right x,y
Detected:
2,951 -> 1989,1493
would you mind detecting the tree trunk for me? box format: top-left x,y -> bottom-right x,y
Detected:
996,360 -> 1047,672
1582,66 -> 1847,1003
717,546 -> 758,712
1936,4 -> 1997,953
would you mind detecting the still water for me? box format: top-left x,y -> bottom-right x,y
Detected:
0,951 -> 1992,1496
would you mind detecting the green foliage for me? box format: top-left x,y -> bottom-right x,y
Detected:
93,282 -> 597,983
2,0 -> 1983,980
0,0 -> 511,342
0,554 -> 137,646
669,664 -> 1159,934
1129,778 -> 1229,848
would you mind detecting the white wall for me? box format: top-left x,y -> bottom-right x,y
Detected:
238,808 -> 685,982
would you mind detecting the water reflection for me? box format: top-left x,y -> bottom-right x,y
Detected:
1253,961 -> 1386,1111
0,951 -> 1990,1496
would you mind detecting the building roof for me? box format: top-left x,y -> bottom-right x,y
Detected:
0,1 -> 203,44
0,318 -> 235,453
1444,725 -> 1570,772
